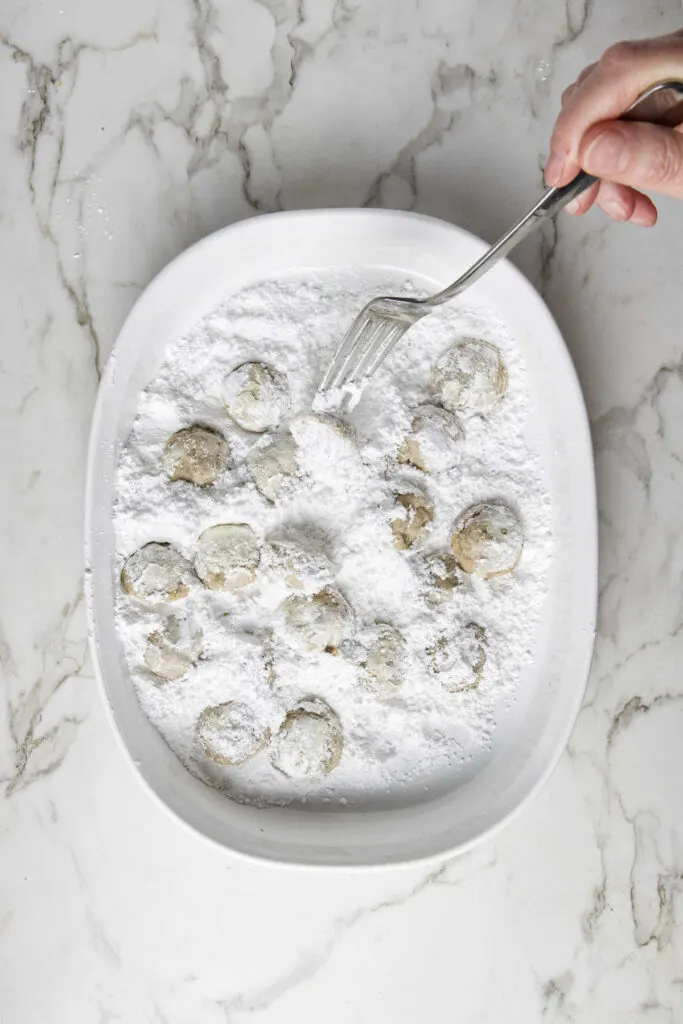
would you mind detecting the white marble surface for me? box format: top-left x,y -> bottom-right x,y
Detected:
2,0 -> 683,1020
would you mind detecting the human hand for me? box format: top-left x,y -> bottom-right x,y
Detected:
545,31 -> 683,226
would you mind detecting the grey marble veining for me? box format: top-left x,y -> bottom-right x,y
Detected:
1,0 -> 683,1020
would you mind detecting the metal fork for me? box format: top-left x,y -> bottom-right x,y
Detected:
317,80 -> 683,408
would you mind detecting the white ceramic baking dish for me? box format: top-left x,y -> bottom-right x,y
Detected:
85,209 -> 596,867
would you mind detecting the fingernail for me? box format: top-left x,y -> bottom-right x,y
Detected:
565,198 -> 581,215
631,208 -> 656,228
583,128 -> 628,175
545,152 -> 565,185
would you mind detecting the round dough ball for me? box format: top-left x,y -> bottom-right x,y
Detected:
143,614 -> 202,681
196,701 -> 270,766
195,523 -> 260,591
432,338 -> 507,416
162,425 -> 230,486
361,623 -> 405,697
427,622 -> 487,692
145,633 -> 192,681
267,528 -> 334,593
289,413 -> 360,488
224,361 -> 289,433
397,404 -> 463,473
247,432 -> 299,502
281,587 -> 351,653
270,697 -> 343,778
418,551 -> 462,605
390,489 -> 434,550
450,501 -> 523,578
121,543 -> 194,604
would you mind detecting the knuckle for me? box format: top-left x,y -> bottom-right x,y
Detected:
601,40 -> 640,69
561,84 -> 575,108
577,62 -> 596,84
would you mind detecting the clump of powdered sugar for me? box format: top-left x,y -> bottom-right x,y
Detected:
113,267 -> 553,809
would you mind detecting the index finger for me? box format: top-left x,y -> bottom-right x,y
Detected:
547,31 -> 683,186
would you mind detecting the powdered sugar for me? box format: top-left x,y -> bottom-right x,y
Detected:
113,267 -> 553,809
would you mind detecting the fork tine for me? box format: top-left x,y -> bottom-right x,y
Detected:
318,303 -> 373,392
348,317 -> 385,376
347,321 -> 406,384
317,298 -> 424,405
351,302 -> 429,386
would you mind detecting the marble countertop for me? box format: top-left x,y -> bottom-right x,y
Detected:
2,0 -> 683,1020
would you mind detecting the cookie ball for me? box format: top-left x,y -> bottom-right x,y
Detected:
397,404 -> 463,473
426,622 -> 487,692
266,528 -> 334,593
247,432 -> 299,502
143,613 -> 202,681
195,523 -> 260,591
163,425 -> 230,486
417,551 -> 463,605
224,361 -> 289,433
280,587 -> 351,653
270,697 -> 343,778
196,701 -> 270,766
360,623 -> 405,697
121,543 -> 194,604
450,501 -> 522,578
432,338 -> 507,416
390,489 -> 434,550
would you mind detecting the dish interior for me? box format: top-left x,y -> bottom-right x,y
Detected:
86,210 -> 596,866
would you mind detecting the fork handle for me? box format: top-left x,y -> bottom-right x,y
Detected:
428,80 -> 683,307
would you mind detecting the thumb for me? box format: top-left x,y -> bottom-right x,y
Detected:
579,120 -> 683,199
